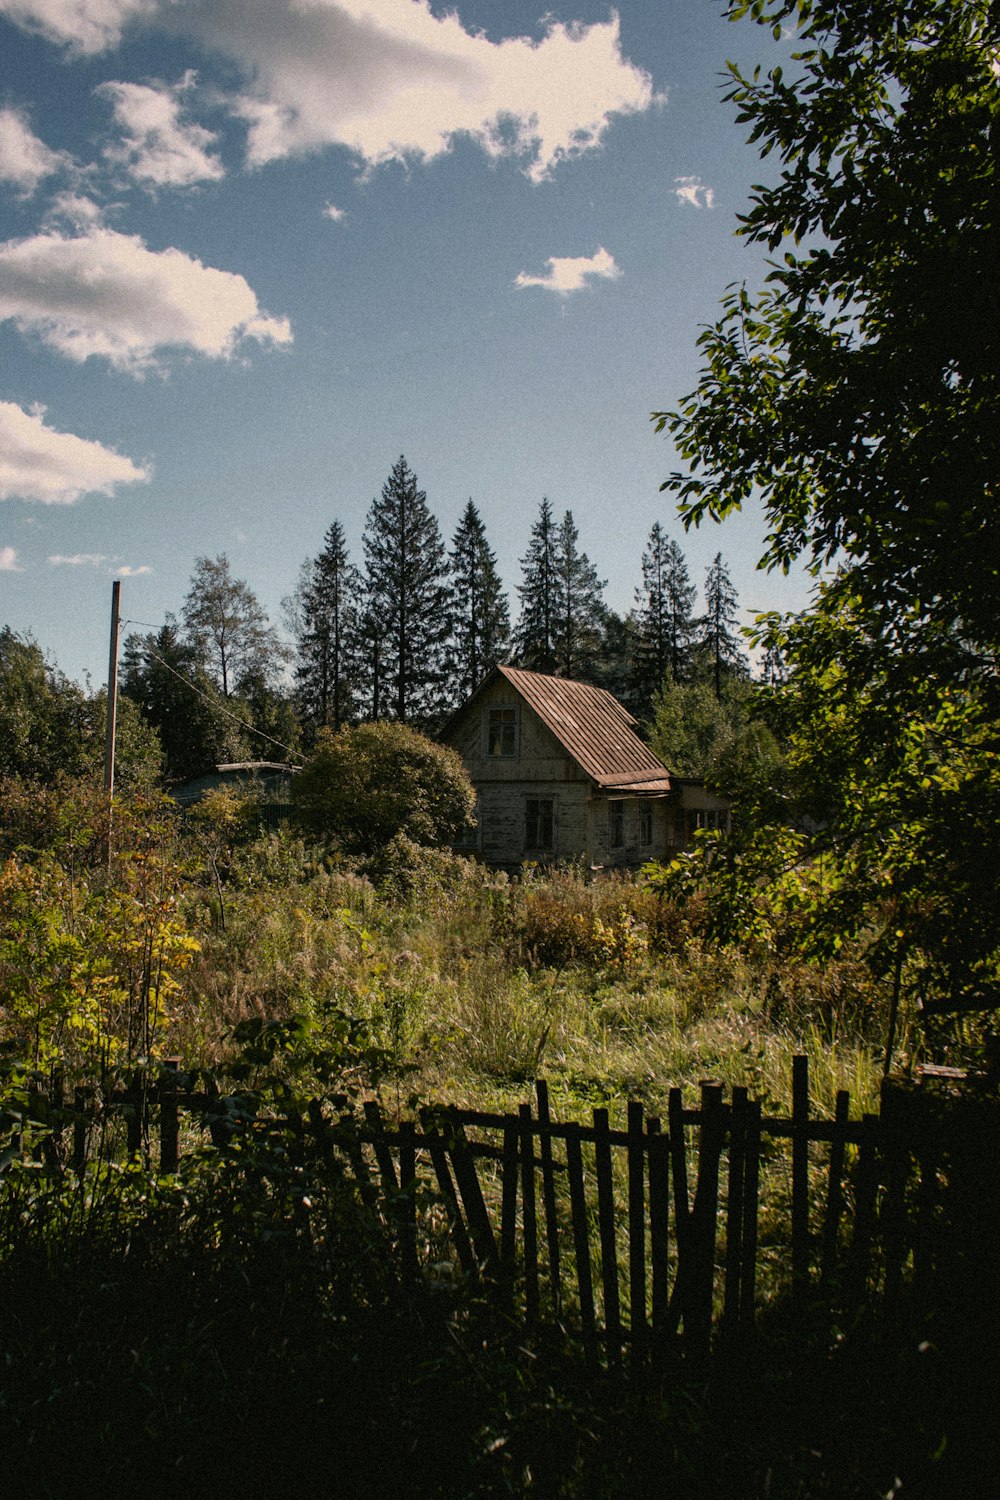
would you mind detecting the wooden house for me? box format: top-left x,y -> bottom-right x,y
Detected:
170,761 -> 297,829
441,666 -> 730,869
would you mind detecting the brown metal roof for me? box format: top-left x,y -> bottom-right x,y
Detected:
496,666 -> 671,793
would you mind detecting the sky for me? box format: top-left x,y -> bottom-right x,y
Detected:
0,0 -> 812,688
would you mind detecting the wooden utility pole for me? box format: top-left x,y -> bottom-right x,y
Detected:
104,580 -> 121,795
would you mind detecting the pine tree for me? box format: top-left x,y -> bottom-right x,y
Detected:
552,510 -> 606,679
514,498 -> 558,672
362,456 -> 451,727
699,552 -> 747,699
286,520 -> 362,740
447,499 -> 510,700
634,524 -> 696,702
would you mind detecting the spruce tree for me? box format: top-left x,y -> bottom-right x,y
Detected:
552,510 -> 606,679
287,520 -> 362,740
514,497 -> 558,672
362,456 -> 451,727
699,552 -> 747,699
447,499 -> 510,700
634,524 -> 696,704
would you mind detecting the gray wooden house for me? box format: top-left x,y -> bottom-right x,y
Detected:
442,666 -> 729,869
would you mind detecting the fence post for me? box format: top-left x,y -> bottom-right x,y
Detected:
592,1106 -> 621,1368
565,1123 -> 599,1370
791,1054 -> 810,1304
519,1103 -> 539,1326
158,1057 -> 180,1175
685,1081 -> 724,1363
722,1086 -> 748,1344
627,1099 -> 647,1365
535,1080 -> 562,1317
398,1120 -> 417,1284
647,1118 -> 671,1363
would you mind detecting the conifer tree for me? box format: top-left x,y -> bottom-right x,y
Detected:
362,456 -> 451,727
286,520 -> 362,740
447,499 -> 510,700
699,552 -> 747,699
514,497 -> 558,672
634,523 -> 696,702
552,509 -> 606,679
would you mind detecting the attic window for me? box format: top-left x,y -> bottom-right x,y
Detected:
488,706 -> 517,757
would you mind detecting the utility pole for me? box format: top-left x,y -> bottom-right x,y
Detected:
104,580 -> 121,795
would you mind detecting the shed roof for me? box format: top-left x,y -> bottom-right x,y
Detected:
491,666 -> 672,793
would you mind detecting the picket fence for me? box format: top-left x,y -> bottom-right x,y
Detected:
6,1057 -> 987,1367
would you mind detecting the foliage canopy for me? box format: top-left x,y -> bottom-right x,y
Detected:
292,721 -> 475,856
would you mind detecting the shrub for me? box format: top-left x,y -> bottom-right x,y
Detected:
292,722 -> 475,855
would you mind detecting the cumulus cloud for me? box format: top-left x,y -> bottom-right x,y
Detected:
0,106 -> 68,193
97,75 -> 224,187
323,202 -> 345,222
2,2 -> 658,181
0,545 -> 23,571
0,226 -> 292,373
211,0 -> 656,179
674,175 -> 714,209
116,562 -> 151,575
0,400 -> 150,504
515,246 -> 621,295
0,0 -> 153,55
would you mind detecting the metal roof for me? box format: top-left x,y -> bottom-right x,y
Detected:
495,666 -> 672,793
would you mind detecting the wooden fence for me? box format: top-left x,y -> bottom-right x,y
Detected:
4,1057 -> 990,1367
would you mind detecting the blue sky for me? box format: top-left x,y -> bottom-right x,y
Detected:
0,0 -> 811,687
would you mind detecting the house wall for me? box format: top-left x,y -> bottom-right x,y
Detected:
588,792 -> 672,869
447,678 -> 682,868
447,675 -> 594,866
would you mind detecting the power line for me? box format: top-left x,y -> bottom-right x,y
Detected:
123,619 -> 303,765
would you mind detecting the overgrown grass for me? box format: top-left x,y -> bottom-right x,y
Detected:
174,841 -> 893,1125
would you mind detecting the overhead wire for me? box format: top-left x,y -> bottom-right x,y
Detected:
122,619 -> 303,765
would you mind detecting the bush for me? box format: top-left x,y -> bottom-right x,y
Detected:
292,722 -> 475,855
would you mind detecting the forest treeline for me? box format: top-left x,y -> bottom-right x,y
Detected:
2,456 -> 758,787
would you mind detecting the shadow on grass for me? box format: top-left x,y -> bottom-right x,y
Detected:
1,1162 -> 996,1500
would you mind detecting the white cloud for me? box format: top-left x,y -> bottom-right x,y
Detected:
48,551 -> 107,565
116,562 -> 151,575
0,0 -> 152,54
0,545 -> 23,571
674,175 -> 715,209
0,401 -> 150,504
179,0 -> 658,180
43,192 -> 107,230
0,106 -> 68,193
0,226 -> 292,373
2,2 -> 658,181
515,246 -> 621,295
97,75 -> 224,188
323,202 -> 346,223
